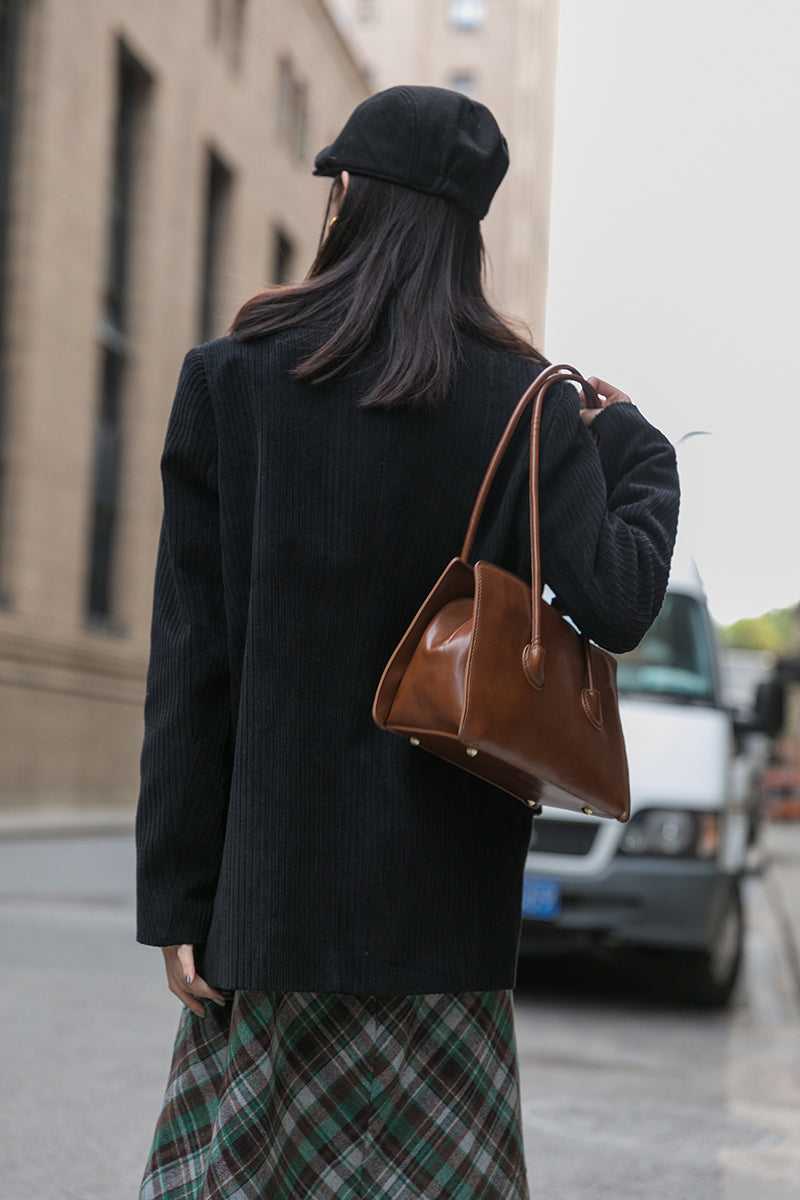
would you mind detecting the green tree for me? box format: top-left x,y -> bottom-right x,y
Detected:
718,607 -> 798,654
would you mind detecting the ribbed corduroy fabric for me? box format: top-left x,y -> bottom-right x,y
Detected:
136,330 -> 679,994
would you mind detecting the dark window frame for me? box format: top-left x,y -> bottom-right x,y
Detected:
209,0 -> 247,70
0,0 -> 27,608
86,40 -> 153,629
276,57 -> 310,164
209,0 -> 224,42
272,225 -> 294,285
198,147 -> 234,345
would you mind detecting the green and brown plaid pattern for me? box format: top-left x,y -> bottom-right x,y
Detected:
139,989 -> 529,1199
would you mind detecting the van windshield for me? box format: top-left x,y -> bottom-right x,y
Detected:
616,593 -> 716,702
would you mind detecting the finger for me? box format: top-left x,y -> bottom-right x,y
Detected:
170,971 -> 224,1016
162,961 -> 205,1015
161,945 -> 228,1011
185,970 -> 229,1006
580,408 -> 600,426
176,953 -> 228,1004
160,946 -> 208,1015
176,943 -> 195,987
171,981 -> 207,1017
586,376 -> 631,405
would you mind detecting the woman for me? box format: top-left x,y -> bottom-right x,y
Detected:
137,86 -> 679,1199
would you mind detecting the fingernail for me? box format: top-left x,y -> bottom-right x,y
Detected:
185,975 -> 192,986
211,998 -> 226,1007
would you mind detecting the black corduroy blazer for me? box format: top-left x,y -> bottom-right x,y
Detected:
136,330 -> 680,994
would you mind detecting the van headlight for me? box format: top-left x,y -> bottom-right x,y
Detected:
619,810 -> 720,859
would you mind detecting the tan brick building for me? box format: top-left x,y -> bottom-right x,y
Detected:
0,0 -> 367,814
328,0 -> 561,344
0,0 -> 559,819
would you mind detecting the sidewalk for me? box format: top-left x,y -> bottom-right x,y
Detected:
0,804 -> 135,840
761,817 -> 800,1003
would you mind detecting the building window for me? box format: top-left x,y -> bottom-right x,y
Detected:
0,0 -> 27,605
86,41 -> 153,626
209,0 -> 223,41
450,72 -> 478,99
276,57 -> 309,164
103,51 -> 149,328
230,0 -> 247,67
276,58 -> 293,139
448,0 -> 487,31
293,82 -> 308,162
198,148 -> 234,343
271,226 -> 294,285
209,0 -> 247,69
87,347 -> 125,623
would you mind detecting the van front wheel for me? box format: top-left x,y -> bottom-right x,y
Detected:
665,879 -> 744,1007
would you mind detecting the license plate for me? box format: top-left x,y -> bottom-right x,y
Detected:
522,876 -> 562,920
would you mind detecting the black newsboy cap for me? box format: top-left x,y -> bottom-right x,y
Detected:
313,86 -> 509,220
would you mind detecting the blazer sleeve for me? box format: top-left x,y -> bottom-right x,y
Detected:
136,348 -> 233,948
535,383 -> 680,653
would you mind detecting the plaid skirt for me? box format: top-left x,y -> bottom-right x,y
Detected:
139,989 -> 530,1200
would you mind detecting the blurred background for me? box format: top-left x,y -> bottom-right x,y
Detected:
2,4 -> 800,1198
1,0 -> 563,816
1,0 -> 798,822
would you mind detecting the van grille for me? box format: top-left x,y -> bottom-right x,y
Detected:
530,819 -> 599,856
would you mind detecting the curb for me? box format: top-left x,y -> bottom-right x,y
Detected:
763,867 -> 800,1008
761,820 -> 800,1008
0,807 -> 136,842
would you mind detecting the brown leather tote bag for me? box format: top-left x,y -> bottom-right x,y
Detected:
372,364 -> 631,821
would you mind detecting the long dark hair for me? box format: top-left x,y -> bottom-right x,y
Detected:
230,174 -> 546,408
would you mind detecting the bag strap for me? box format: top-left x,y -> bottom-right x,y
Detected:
460,363 -> 601,691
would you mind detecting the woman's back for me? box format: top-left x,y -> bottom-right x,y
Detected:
137,324 -> 678,994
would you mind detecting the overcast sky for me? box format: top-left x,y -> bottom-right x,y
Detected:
545,0 -> 800,624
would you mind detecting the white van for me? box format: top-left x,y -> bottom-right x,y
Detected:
519,561 -> 782,1005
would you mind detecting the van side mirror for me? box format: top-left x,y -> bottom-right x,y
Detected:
751,679 -> 785,738
732,679 -> 785,751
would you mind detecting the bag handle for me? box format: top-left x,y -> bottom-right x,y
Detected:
460,364 -> 601,693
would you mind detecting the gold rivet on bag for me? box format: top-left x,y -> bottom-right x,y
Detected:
410,737 -> 421,747
466,747 -> 478,758
582,806 -> 594,816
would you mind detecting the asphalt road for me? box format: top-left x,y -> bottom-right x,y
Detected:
0,834 -> 798,1200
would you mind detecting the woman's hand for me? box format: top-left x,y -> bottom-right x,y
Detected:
580,376 -> 632,426
160,944 -> 229,1016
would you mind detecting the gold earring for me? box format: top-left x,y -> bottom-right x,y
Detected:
328,216 -> 338,232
